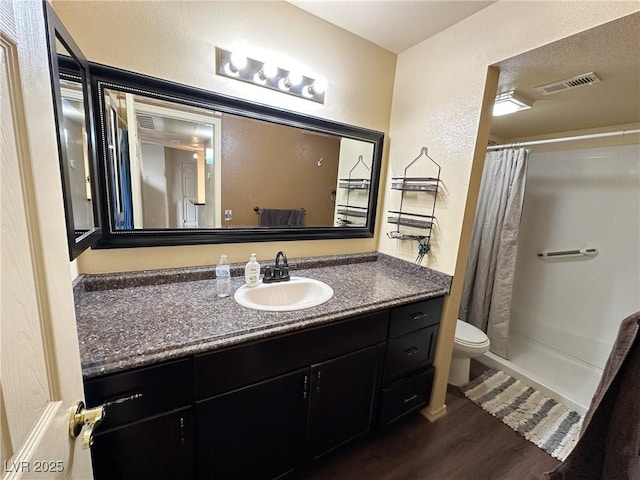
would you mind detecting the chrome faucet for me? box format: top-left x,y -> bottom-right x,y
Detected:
262,251 -> 291,283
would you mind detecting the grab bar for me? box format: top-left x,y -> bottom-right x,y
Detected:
537,245 -> 598,259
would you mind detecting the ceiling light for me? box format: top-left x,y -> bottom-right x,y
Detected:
493,90 -> 533,116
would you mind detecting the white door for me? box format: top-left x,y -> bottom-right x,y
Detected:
181,161 -> 198,228
1,2 -> 91,479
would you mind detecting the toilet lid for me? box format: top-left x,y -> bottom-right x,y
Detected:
455,320 -> 489,345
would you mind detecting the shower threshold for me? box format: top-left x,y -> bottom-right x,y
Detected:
476,332 -> 603,416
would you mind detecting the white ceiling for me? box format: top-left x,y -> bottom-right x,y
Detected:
289,1 -> 494,53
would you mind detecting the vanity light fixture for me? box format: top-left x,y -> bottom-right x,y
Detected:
493,90 -> 533,116
216,47 -> 326,104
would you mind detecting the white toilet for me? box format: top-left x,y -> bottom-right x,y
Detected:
448,319 -> 491,386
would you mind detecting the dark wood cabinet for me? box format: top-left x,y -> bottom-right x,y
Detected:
91,407 -> 195,480
194,313 -> 388,478
196,343 -> 385,479
379,296 -> 442,427
194,311 -> 388,400
196,368 -> 308,480
84,297 -> 442,479
307,344 -> 385,462
85,358 -> 195,479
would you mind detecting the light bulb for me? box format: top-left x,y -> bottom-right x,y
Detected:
279,71 -> 303,91
229,52 -> 247,71
311,78 -> 327,94
262,63 -> 278,79
254,63 -> 279,84
287,71 -> 302,86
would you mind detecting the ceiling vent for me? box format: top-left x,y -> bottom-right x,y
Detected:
535,72 -> 601,95
137,114 -> 155,130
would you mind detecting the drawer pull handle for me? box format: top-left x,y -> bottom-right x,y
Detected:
404,347 -> 419,356
302,374 -> 309,399
104,393 -> 143,408
403,394 -> 419,404
411,312 -> 427,321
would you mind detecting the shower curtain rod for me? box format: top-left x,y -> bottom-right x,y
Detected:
487,128 -> 640,151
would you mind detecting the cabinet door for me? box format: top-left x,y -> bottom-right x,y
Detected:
306,343 -> 385,462
196,368 -> 309,480
91,407 -> 194,480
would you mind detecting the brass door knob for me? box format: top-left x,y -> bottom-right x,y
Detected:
69,401 -> 105,449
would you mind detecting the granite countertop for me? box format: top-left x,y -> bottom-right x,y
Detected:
74,252 -> 451,379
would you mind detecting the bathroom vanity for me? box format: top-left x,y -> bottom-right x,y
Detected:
75,253 -> 449,479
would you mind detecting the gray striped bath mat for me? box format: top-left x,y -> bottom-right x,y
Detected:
460,369 -> 582,461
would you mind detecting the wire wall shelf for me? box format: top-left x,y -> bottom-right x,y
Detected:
391,177 -> 440,192
337,154 -> 371,227
339,178 -> 370,190
337,205 -> 368,218
387,146 -> 441,263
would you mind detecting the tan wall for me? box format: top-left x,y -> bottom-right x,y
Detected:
221,114 -> 340,227
52,0 -> 396,273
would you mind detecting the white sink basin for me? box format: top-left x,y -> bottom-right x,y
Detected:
233,276 -> 334,311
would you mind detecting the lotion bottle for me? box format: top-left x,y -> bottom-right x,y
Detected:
245,253 -> 260,287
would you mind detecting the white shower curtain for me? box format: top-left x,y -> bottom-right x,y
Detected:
459,147 -> 528,359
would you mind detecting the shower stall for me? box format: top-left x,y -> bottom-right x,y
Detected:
478,140 -> 640,415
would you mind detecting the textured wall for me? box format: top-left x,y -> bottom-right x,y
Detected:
379,2 -> 640,276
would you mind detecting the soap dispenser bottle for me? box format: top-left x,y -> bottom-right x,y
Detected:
245,253 -> 260,287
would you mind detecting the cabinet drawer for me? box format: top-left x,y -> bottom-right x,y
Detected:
84,358 -> 193,431
379,367 -> 434,428
383,325 -> 438,380
196,311 -> 388,400
389,296 -> 443,338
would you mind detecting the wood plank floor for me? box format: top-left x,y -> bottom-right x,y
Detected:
306,363 -> 560,480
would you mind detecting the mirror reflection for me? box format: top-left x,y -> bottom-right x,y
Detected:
60,76 -> 94,232
101,86 -> 375,230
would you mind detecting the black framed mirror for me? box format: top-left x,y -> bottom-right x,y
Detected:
89,64 -> 384,248
44,2 -> 101,259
